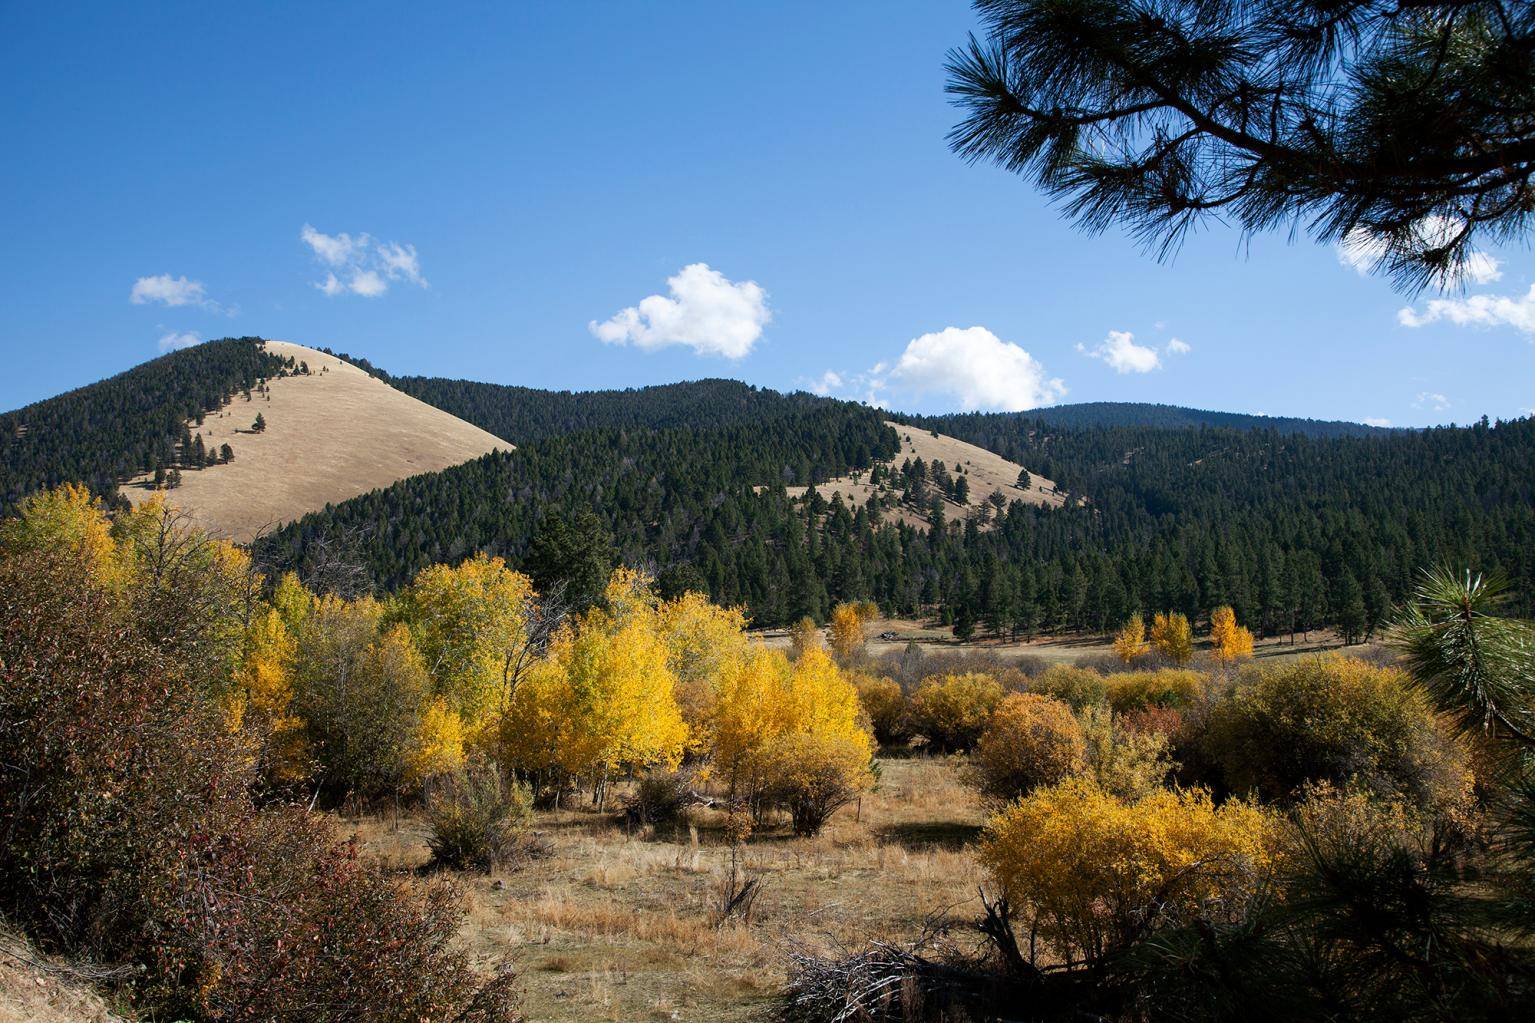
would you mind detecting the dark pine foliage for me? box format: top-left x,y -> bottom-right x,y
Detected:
959,402 -> 1389,438
259,367 -> 1535,634
0,338 -> 289,510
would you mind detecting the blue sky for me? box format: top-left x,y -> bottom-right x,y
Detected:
3,1 -> 1532,426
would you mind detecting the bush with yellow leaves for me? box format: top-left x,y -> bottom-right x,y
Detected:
1103,668 -> 1205,713
1028,665 -> 1109,711
1076,704 -> 1172,800
711,645 -> 873,833
980,778 -> 1274,966
968,693 -> 1086,806
909,672 -> 1005,752
853,674 -> 911,747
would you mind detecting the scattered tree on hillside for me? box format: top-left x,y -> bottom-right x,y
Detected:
252,412 -> 266,433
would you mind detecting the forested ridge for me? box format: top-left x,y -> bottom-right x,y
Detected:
259,360 -> 1535,633
931,402 -> 1389,439
0,338 -> 290,509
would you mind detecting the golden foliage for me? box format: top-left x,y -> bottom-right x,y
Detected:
229,606 -> 309,784
853,674 -> 910,746
1102,668 -> 1204,712
407,697 -> 467,787
499,577 -> 688,788
829,600 -> 879,663
0,484 -> 124,585
1210,605 -> 1255,664
1112,614 -> 1147,664
788,616 -> 823,660
654,589 -> 750,738
397,553 -> 535,731
1149,611 -> 1194,665
981,778 -> 1274,965
710,645 -> 873,829
969,693 -> 1086,805
1029,665 -> 1109,711
909,672 -> 1006,752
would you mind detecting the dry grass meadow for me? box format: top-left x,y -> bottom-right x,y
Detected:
125,341 -> 511,542
347,757 -> 986,1023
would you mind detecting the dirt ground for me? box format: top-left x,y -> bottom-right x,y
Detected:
348,757 -> 987,1023
0,929 -> 129,1023
124,340 -> 511,542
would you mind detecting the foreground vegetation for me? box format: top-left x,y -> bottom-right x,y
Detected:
1,483 -> 1530,1020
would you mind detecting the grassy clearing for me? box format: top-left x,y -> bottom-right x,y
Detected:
347,756 -> 986,1023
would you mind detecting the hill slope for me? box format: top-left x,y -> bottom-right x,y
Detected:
124,342 -> 511,541
0,338 -> 288,509
786,420 -> 1063,528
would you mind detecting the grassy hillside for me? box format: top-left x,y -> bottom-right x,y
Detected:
0,338 -> 288,509
120,342 -> 511,541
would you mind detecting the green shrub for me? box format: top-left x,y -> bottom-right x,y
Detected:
1201,655 -> 1470,807
425,764 -> 533,871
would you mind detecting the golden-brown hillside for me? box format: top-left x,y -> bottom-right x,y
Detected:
125,341 -> 511,541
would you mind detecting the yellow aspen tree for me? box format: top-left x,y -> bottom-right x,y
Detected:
0,484 -> 124,585
397,553 -> 535,735
230,605 -> 310,784
829,602 -> 877,663
1150,611 -> 1195,665
1112,613 -> 1148,663
789,616 -> 823,659
1209,605 -> 1255,665
499,598 -> 687,800
654,589 -> 750,741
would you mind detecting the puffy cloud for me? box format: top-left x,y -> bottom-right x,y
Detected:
1337,217 -> 1502,285
157,330 -> 202,352
1077,330 -> 1162,374
590,262 -> 770,359
878,326 -> 1065,411
1165,337 -> 1191,355
301,224 -> 427,298
130,274 -> 231,314
1398,283 -> 1535,335
1414,392 -> 1452,412
805,370 -> 844,396
1362,417 -> 1392,428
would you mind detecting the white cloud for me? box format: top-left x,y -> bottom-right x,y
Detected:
805,370 -> 844,396
131,274 -> 232,314
1398,283 -> 1535,335
131,274 -> 205,307
1338,216 -> 1502,285
879,326 -> 1065,411
589,262 -> 770,359
1362,417 -> 1392,427
301,224 -> 428,298
1414,392 -> 1452,412
157,330 -> 202,352
1078,330 -> 1162,374
1165,337 -> 1191,355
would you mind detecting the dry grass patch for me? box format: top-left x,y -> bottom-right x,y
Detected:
345,756 -> 986,1023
